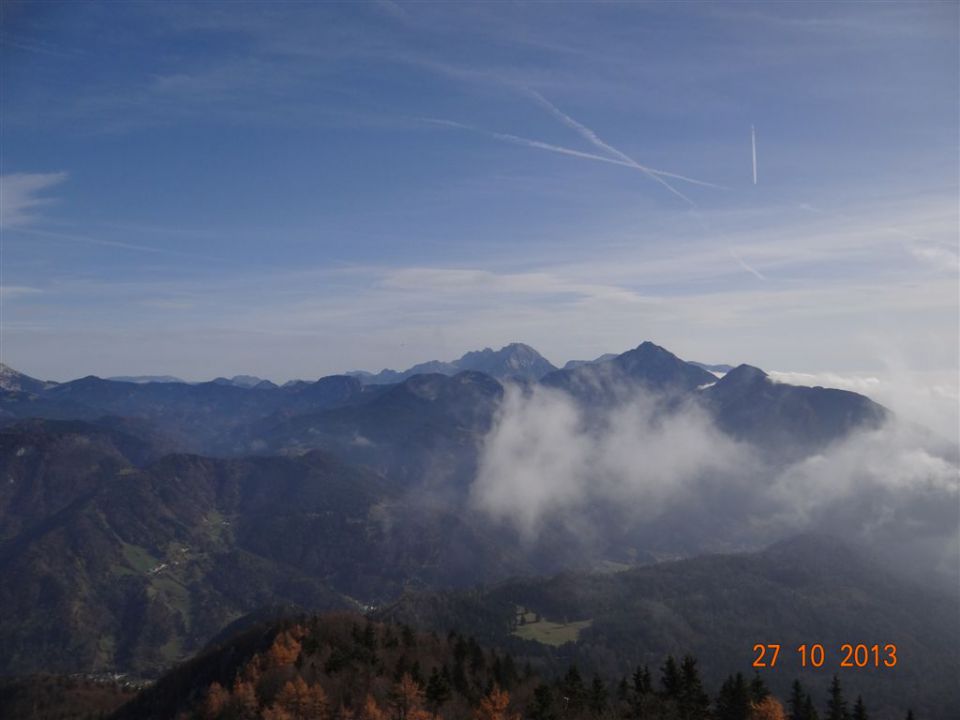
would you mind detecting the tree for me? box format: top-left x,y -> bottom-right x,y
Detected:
425,667 -> 451,712
589,674 -> 608,715
390,673 -> 425,720
474,685 -> 519,720
678,655 -> 710,719
826,676 -> 848,720
851,696 -> 867,720
305,682 -> 330,720
529,683 -> 556,720
751,697 -> 787,720
660,656 -> 682,699
560,665 -> 587,712
276,676 -> 311,719
716,673 -> 751,720
231,679 -> 259,719
267,632 -> 302,668
201,682 -> 229,719
633,665 -> 652,696
750,674 -> 770,703
788,681 -> 806,720
358,694 -> 387,720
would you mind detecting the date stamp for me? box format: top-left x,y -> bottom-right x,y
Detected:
752,644 -> 897,669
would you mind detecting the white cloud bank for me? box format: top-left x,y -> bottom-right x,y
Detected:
470,382 -> 959,581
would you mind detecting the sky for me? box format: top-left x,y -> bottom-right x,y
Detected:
1,1 -> 958,403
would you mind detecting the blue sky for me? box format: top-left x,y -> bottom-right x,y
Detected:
1,1 -> 957,396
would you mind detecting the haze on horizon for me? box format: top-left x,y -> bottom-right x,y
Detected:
1,3 -> 957,405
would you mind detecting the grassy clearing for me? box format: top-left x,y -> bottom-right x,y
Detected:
512,617 -> 592,647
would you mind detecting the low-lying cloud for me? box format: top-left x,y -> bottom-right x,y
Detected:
470,382 -> 959,583
470,384 -> 753,538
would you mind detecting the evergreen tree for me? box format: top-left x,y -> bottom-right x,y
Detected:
678,655 -> 710,720
826,676 -> 849,720
633,665 -> 652,696
716,673 -> 751,720
529,683 -> 556,720
788,680 -> 806,720
852,696 -> 868,720
425,667 -> 451,711
803,694 -> 821,720
750,673 -> 770,703
904,712 -> 914,720
588,674 -> 608,715
660,656 -> 682,699
560,665 -> 587,712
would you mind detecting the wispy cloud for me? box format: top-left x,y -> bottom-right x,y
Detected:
0,286 -> 42,299
0,173 -> 68,228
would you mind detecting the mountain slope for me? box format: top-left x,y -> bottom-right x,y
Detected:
0,364 -> 55,394
0,420 -> 533,675
380,535 -> 959,719
701,364 -> 888,456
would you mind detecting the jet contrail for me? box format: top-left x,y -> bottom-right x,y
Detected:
527,89 -> 698,206
424,118 -> 726,192
751,125 -> 758,185
729,248 -> 767,281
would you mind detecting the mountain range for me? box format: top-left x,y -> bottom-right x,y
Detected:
0,340 -> 954,717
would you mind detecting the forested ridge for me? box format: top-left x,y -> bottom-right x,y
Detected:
101,614 -> 912,720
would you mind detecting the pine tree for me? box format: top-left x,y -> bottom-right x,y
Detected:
803,694 -> 821,720
852,696 -> 867,720
589,674 -> 608,715
826,676 -> 848,720
660,656 -> 682,699
529,683 -> 556,720
633,665 -> 652,696
425,667 -> 451,711
561,665 -> 587,712
678,655 -> 710,720
716,673 -> 751,720
750,673 -> 770,703
788,680 -> 805,720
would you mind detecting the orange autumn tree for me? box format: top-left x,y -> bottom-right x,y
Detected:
201,681 -> 229,719
752,696 -> 788,720
358,694 -> 387,720
474,685 -> 520,720
269,675 -> 331,720
230,679 -> 259,719
267,631 -> 303,668
390,673 -> 432,720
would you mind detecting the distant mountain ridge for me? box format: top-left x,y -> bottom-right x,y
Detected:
348,342 -> 557,384
0,364 -> 55,394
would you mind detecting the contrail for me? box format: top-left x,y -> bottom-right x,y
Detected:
751,125 -> 758,185
424,118 -> 726,192
526,89 -> 697,205
729,248 -> 767,281
12,226 -> 217,260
